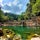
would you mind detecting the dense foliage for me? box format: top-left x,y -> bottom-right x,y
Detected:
21,0 -> 40,20
0,9 -> 9,22
0,9 -> 19,22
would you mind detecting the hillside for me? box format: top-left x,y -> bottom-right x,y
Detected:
5,13 -> 19,20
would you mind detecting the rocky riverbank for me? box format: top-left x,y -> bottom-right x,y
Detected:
0,16 -> 40,27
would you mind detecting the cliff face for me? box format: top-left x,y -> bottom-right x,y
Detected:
0,16 -> 40,27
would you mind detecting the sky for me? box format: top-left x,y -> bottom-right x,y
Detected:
0,0 -> 29,15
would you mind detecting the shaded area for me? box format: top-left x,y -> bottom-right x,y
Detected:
0,30 -> 4,36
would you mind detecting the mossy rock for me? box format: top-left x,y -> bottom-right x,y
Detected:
27,34 -> 39,40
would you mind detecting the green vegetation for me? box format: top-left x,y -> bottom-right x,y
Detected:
0,26 -> 40,39
0,9 -> 19,22
0,9 -> 9,22
0,0 -> 40,40
21,0 -> 40,19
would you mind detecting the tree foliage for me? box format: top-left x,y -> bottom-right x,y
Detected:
21,0 -> 40,20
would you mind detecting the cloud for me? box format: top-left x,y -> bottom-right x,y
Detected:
6,2 -> 12,6
16,11 -> 23,15
1,0 -> 29,14
0,0 -> 4,7
2,2 -> 12,7
1,3 -> 4,7
0,0 -> 3,3
18,4 -> 23,9
2,9 -> 11,13
0,0 -> 12,7
12,0 -> 19,6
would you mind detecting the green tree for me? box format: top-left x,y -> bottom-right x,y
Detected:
0,9 -> 9,22
0,9 -> 5,22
